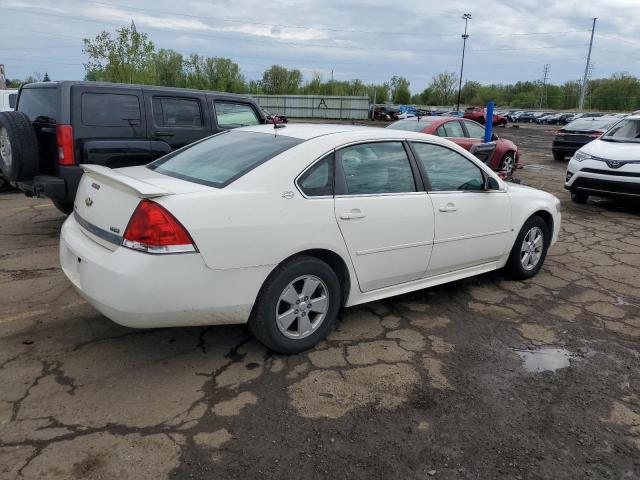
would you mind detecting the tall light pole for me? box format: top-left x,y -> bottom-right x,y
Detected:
578,17 -> 597,111
456,13 -> 472,112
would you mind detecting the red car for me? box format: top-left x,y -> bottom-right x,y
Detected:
387,116 -> 519,177
463,107 -> 508,126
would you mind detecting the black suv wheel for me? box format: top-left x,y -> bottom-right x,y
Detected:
0,111 -> 39,183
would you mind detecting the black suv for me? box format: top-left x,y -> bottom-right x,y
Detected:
0,81 -> 266,213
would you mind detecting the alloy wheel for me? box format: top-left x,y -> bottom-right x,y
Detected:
520,227 -> 544,271
275,275 -> 329,339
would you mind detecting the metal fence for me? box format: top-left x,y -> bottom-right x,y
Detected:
251,95 -> 369,120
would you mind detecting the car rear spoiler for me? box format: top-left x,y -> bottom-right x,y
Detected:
81,165 -> 174,198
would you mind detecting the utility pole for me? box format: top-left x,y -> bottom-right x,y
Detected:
579,17 -> 597,111
331,69 -> 334,96
456,13 -> 472,112
539,64 -> 550,109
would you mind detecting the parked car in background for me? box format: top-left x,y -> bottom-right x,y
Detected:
565,114 -> 640,203
535,113 -> 556,124
552,117 -> 618,161
60,123 -> 560,353
0,90 -> 18,111
262,108 -> 288,124
387,116 -> 519,177
557,113 -> 577,125
463,107 -> 508,126
507,111 -> 525,122
0,81 -> 266,214
373,105 -> 398,121
516,112 -> 540,123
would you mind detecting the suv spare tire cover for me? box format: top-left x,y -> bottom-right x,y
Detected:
0,111 -> 39,183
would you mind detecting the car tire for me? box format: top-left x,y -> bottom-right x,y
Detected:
571,192 -> 588,204
249,255 -> 341,354
0,111 -> 39,183
502,215 -> 550,280
552,151 -> 565,161
52,199 -> 74,215
500,153 -> 516,178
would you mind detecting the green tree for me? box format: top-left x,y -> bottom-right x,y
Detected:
153,49 -> 185,87
428,72 -> 458,105
390,75 -> 410,104
261,65 -> 302,94
83,21 -> 155,84
42,72 -> 51,82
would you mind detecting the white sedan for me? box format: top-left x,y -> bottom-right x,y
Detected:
60,124 -> 561,353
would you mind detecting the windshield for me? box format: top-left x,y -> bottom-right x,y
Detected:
149,130 -> 303,187
564,118 -> 616,131
387,118 -> 438,132
601,118 -> 640,143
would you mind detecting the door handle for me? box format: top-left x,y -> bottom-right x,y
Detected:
154,131 -> 175,137
340,209 -> 366,220
439,203 -> 458,213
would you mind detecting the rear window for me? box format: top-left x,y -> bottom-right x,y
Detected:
17,87 -> 58,122
387,118 -> 437,132
81,93 -> 141,126
148,130 -> 303,188
152,97 -> 203,127
565,118 -> 615,131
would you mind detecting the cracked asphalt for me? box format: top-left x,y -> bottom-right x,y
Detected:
2,123 -> 640,479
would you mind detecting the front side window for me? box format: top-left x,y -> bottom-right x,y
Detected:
149,131 -> 302,188
443,121 -> 465,137
338,142 -> 416,195
464,121 -> 486,139
81,93 -> 140,127
411,142 -> 485,192
214,102 -> 260,128
298,154 -> 334,197
152,97 -> 202,127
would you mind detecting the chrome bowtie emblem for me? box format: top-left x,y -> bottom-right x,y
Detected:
607,160 -> 622,169
85,197 -> 93,207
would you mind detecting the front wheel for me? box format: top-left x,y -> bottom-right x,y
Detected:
52,199 -> 74,215
571,192 -> 588,204
502,216 -> 550,280
552,151 -> 565,161
249,256 -> 341,354
500,153 -> 516,178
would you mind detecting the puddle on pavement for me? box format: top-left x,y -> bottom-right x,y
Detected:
515,347 -> 576,373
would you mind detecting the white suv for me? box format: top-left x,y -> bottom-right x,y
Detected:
0,90 -> 18,111
565,115 -> 640,203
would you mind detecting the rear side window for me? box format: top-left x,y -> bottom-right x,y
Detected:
298,155 -> 334,197
338,142 -> 416,195
149,131 -> 302,188
214,102 -> 260,128
17,87 -> 58,122
152,97 -> 203,127
81,93 -> 140,127
443,121 -> 465,137
8,94 -> 17,109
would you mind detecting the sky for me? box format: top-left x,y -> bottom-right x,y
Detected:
1,0 -> 639,93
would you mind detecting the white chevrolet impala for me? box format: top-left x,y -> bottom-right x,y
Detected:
60,124 -> 560,353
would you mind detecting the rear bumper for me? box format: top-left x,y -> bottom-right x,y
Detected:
60,214 -> 274,328
18,165 -> 83,203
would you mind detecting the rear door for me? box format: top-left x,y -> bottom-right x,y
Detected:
410,142 -> 511,275
334,141 -> 435,292
71,85 -> 148,167
145,92 -> 211,150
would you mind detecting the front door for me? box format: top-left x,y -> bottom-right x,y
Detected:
410,142 -> 511,276
334,141 -> 435,292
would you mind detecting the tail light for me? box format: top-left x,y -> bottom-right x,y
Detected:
122,200 -> 196,254
56,125 -> 75,166
555,130 -> 565,136
589,131 -> 603,138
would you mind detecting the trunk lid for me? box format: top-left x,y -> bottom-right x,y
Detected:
73,165 -> 210,251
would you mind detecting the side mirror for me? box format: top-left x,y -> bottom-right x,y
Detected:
485,176 -> 501,191
491,133 -> 499,141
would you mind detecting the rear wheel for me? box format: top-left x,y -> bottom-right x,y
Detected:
0,111 -> 39,183
571,192 -> 588,204
552,151 -> 565,161
503,216 -> 550,280
500,153 -> 516,178
249,256 -> 341,354
52,199 -> 74,215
